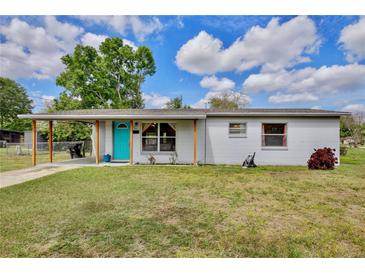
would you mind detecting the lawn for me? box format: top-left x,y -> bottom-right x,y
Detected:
0,148 -> 71,173
0,149 -> 364,257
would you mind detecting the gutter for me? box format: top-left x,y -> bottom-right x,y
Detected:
207,112 -> 351,117
18,114 -> 207,120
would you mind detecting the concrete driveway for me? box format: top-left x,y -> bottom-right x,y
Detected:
0,158 -> 129,188
0,165 -> 79,188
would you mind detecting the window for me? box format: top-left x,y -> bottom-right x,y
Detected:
262,123 -> 287,147
229,123 -> 247,137
117,122 -> 128,129
159,123 -> 176,151
142,123 -> 158,151
141,123 -> 176,152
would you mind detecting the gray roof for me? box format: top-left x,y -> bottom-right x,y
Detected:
18,108 -> 350,120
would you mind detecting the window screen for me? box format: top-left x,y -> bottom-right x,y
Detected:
262,123 -> 287,147
229,123 -> 247,137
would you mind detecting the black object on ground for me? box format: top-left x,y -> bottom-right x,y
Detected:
242,152 -> 257,168
69,143 -> 84,159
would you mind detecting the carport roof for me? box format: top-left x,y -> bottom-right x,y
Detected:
18,108 -> 350,120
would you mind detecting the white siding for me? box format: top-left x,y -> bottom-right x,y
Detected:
196,119 -> 206,164
104,120 -> 113,155
205,116 -> 340,165
93,116 -> 340,165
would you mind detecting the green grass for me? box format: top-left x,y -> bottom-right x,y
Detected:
0,148 -> 364,257
0,148 -> 71,172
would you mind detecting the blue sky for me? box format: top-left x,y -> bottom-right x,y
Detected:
0,15 -> 364,113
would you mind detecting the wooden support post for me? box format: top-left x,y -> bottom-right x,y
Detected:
193,119 -> 197,165
130,120 -> 133,164
95,120 -> 100,165
49,121 -> 53,163
32,119 -> 36,166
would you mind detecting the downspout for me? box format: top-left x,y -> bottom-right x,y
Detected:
204,118 -> 207,164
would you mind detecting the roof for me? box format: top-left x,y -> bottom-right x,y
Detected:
18,108 -> 350,120
0,128 -> 24,133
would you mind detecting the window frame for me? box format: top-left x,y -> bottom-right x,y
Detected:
228,122 -> 247,138
116,122 -> 128,129
141,122 -> 176,153
261,123 -> 288,147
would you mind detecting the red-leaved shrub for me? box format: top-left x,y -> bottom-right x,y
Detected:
307,147 -> 338,170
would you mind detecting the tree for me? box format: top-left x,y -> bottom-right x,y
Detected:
51,91 -> 82,111
165,96 -> 191,109
340,114 -> 365,146
39,92 -> 92,142
0,77 -> 33,130
56,37 -> 156,109
209,93 -> 240,110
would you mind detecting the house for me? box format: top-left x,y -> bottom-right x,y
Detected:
0,129 -> 24,144
24,130 -> 47,145
18,108 -> 350,166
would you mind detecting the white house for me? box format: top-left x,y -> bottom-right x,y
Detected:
19,108 -> 349,166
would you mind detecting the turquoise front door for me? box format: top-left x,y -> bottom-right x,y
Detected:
113,121 -> 130,161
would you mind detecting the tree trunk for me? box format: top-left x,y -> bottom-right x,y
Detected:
116,74 -> 122,102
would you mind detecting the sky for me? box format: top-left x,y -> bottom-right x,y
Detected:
0,15 -> 365,113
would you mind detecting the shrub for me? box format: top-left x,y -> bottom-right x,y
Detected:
340,145 -> 348,156
307,147 -> 338,170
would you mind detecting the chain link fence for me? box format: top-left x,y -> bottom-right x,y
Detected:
0,139 -> 93,172
3,141 -> 92,157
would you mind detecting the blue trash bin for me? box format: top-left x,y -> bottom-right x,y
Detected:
104,154 -> 111,162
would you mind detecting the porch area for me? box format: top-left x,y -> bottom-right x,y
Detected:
17,109 -> 209,167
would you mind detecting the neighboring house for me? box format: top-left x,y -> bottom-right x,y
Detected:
24,130 -> 47,144
0,129 -> 24,144
19,108 -> 349,166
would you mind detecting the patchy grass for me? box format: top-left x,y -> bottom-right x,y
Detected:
0,148 -> 70,172
0,148 -> 364,257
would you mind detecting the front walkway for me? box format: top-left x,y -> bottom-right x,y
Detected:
0,157 -> 129,188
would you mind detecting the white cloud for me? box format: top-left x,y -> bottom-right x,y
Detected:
176,16 -> 320,75
80,16 -> 163,41
45,16 -> 83,44
143,93 -> 170,108
81,33 -> 109,48
269,93 -> 318,103
243,64 -> 365,93
129,16 -> 163,42
0,42 -> 34,79
342,104 -> 365,114
0,17 -> 137,80
200,75 -> 235,92
242,64 -> 365,103
41,95 -> 55,109
121,39 -> 137,50
28,91 -> 55,110
339,17 -> 365,62
0,18 -> 69,79
193,75 -> 251,108
81,32 -> 137,50
176,16 -> 184,29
